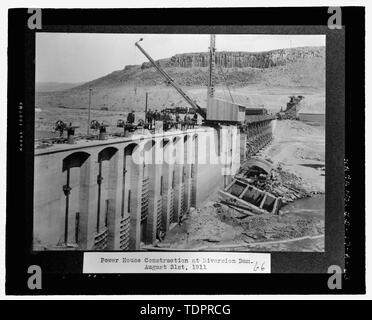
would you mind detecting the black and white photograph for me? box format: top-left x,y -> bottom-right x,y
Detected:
33,33 -> 325,252
4,5 -> 365,296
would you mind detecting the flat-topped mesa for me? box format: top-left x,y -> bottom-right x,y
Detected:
141,47 -> 325,70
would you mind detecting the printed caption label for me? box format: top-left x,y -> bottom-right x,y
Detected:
83,252 -> 270,273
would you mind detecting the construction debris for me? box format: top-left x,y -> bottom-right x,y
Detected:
219,178 -> 282,216
157,195 -> 324,251
276,95 -> 305,120
235,160 -> 312,205
216,156 -> 312,222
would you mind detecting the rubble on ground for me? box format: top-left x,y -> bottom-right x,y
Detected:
157,198 -> 324,250
216,202 -> 324,243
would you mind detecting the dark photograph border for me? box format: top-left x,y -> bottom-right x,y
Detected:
6,7 -> 364,295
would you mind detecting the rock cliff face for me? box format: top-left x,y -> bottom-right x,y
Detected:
141,47 -> 325,69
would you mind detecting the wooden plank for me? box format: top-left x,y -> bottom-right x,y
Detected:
220,200 -> 256,216
224,179 -> 237,192
259,193 -> 268,209
271,197 -> 282,215
239,185 -> 250,198
235,177 -> 277,199
218,190 -> 269,215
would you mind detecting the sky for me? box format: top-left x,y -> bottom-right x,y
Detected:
36,33 -> 325,83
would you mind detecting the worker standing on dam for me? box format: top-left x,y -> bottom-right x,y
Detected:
161,110 -> 171,131
191,113 -> 198,128
184,113 -> 191,130
170,112 -> 177,129
153,109 -> 160,126
127,110 -> 135,124
175,113 -> 181,129
146,109 -> 153,130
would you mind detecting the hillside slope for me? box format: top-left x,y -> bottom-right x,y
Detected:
36,82 -> 84,92
35,46 -> 325,113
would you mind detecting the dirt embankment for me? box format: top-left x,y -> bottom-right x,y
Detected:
260,120 -> 325,193
156,197 -> 324,252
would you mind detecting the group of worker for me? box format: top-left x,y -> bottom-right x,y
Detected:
126,109 -> 198,132
147,109 -> 198,131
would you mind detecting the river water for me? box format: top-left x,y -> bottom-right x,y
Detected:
281,194 -> 325,220
278,194 -> 325,251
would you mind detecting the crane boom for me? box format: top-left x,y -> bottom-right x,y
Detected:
135,39 -> 206,119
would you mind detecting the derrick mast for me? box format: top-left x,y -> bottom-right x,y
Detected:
135,38 -> 206,119
208,34 -> 216,99
207,35 -> 216,113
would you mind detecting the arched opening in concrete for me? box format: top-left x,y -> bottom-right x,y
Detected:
123,143 -> 141,250
61,151 -> 90,248
160,138 -> 174,233
172,136 -> 184,223
183,135 -> 192,213
191,134 -> 198,207
141,139 -> 156,244
96,147 -> 118,250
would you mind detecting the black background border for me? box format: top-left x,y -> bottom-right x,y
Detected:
6,7 -> 365,295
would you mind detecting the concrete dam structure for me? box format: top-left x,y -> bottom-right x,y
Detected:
33,119 -> 273,251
